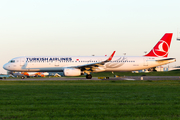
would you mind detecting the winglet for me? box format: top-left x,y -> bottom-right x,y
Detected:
108,51 -> 116,61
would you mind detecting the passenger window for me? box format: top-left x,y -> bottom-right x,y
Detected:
9,60 -> 15,63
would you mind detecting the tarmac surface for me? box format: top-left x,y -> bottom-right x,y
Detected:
1,76 -> 180,81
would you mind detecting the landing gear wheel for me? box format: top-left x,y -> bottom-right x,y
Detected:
21,76 -> 25,79
86,74 -> 92,79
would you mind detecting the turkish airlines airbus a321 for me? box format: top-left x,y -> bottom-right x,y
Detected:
3,33 -> 176,79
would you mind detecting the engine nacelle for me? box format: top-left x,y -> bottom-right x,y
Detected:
64,68 -> 81,76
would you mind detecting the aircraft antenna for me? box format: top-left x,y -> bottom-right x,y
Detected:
177,28 -> 180,40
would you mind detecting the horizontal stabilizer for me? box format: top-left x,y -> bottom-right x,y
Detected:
156,58 -> 176,62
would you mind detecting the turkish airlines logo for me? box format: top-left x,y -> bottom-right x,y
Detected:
153,40 -> 169,57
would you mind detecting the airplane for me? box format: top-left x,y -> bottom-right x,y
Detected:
3,33 -> 176,79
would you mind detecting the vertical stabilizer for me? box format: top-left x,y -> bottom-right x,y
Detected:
144,33 -> 173,57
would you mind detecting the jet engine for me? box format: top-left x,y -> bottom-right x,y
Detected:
63,68 -> 81,76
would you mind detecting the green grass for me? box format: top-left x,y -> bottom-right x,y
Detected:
91,70 -> 180,77
0,80 -> 180,119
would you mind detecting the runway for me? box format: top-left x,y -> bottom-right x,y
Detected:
1,76 -> 180,81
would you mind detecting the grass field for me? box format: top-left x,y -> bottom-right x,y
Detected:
0,80 -> 180,120
90,70 -> 180,77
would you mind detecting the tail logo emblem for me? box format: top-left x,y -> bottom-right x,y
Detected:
153,40 -> 169,57
156,41 -> 166,52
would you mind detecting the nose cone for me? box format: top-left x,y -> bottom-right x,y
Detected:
3,63 -> 9,70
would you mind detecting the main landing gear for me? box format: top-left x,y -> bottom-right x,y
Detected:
86,74 -> 92,79
21,76 -> 25,79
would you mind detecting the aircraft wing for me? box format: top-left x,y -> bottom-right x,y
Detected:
72,51 -> 116,72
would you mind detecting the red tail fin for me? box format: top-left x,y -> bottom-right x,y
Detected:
144,33 -> 173,57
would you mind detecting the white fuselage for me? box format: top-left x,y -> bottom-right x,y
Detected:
3,56 -> 176,73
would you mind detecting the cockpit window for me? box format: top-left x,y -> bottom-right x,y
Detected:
9,60 -> 15,63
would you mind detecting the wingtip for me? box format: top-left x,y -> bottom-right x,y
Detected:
108,51 -> 116,61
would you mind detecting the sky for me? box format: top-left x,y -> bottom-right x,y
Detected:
1,0 -> 180,74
